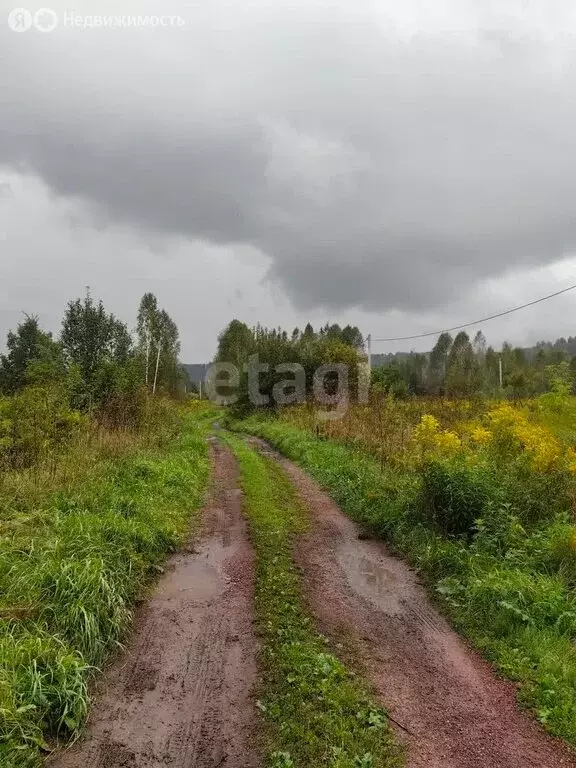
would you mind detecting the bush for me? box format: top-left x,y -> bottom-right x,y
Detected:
499,462 -> 574,525
0,386 -> 83,469
418,458 -> 496,538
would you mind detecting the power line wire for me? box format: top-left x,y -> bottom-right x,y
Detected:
372,282 -> 576,343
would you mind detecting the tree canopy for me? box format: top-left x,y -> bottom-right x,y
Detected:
0,291 -> 184,427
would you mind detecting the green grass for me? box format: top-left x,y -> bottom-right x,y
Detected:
221,432 -> 402,768
0,410 -> 210,766
231,415 -> 576,749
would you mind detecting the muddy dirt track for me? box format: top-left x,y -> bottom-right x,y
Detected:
50,435 -> 576,768
253,440 -> 576,768
50,440 -> 259,768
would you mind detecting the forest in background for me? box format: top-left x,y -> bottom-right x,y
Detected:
372,330 -> 576,398
208,320 -> 576,404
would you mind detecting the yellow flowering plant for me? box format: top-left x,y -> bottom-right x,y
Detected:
485,403 -> 567,473
411,414 -> 462,463
470,425 -> 492,445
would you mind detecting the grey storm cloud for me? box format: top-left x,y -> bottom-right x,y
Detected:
2,0 -> 576,313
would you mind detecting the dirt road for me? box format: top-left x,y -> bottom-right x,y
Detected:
48,434 -> 576,768
253,440 -> 576,768
50,440 -> 259,768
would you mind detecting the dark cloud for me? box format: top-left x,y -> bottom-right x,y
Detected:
2,0 -> 576,317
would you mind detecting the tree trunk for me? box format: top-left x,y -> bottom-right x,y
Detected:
152,338 -> 162,395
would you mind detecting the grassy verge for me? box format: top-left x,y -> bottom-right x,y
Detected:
231,415 -> 576,748
0,408 -> 211,767
221,432 -> 401,768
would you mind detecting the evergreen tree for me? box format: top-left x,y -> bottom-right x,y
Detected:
428,333 -> 452,393
445,332 -> 476,396
303,323 -> 315,339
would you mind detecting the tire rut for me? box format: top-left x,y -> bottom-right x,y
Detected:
250,438 -> 576,768
49,440 -> 259,768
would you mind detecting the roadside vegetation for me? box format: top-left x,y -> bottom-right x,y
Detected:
0,404 -> 210,767
222,433 -> 402,768
0,292 -> 209,766
231,387 -> 576,746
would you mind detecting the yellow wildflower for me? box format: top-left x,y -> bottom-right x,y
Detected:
414,414 -> 440,434
566,448 -> 576,476
486,403 -> 522,428
470,426 -> 492,444
411,415 -> 461,458
435,430 -> 462,454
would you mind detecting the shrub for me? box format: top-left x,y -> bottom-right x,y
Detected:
0,386 -> 83,469
498,462 -> 575,525
418,457 -> 496,538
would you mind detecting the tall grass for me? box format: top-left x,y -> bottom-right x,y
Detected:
283,394 -> 576,470
0,404 -> 210,766
281,397 -> 490,469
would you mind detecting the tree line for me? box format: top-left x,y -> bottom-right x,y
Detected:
214,320 -> 365,410
373,330 -> 576,398
214,321 -> 576,406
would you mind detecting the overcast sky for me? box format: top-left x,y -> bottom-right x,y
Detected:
2,0 -> 576,361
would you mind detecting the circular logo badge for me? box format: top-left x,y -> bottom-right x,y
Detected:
33,7 -> 58,32
8,8 -> 33,31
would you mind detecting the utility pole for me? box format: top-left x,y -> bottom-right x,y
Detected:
499,355 -> 503,389
366,333 -> 372,376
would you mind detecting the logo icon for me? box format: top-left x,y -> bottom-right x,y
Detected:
33,7 -> 57,31
7,8 -> 33,31
7,7 -> 58,32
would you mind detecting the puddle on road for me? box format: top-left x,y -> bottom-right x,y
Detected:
337,541 -> 409,618
357,555 -> 398,593
337,536 -> 449,637
157,556 -> 224,603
